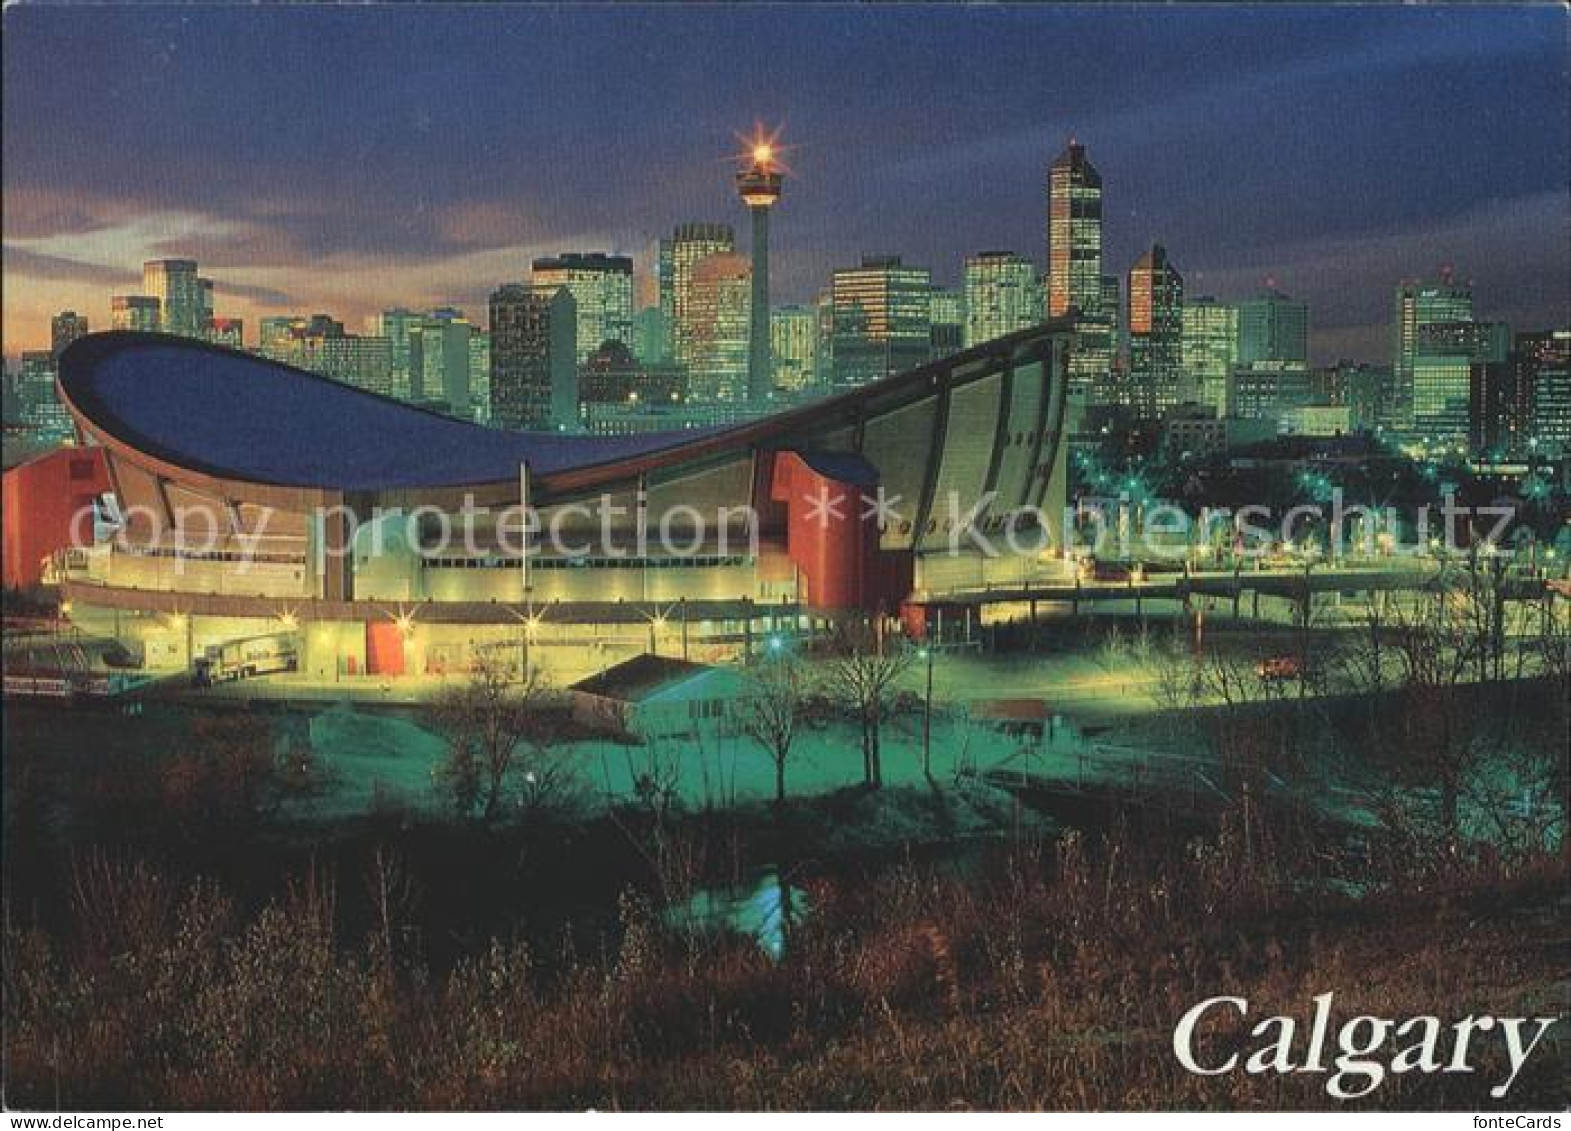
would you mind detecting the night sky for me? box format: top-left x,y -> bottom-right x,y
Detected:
3,4 -> 1566,364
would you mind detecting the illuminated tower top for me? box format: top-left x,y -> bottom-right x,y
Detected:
735,127 -> 785,210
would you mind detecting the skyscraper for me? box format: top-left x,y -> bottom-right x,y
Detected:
770,305 -> 818,393
1525,329 -> 1571,455
18,351 -> 73,441
830,256 -> 933,389
489,284 -> 577,431
1126,245 -> 1185,418
686,253 -> 752,403
963,251 -> 1040,347
408,314 -> 474,411
259,316 -> 310,360
377,308 -> 420,400
1393,275 -> 1474,434
1180,297 -> 1239,415
658,223 -> 735,368
1046,141 -> 1115,400
530,253 -> 635,363
929,287 -> 965,361
1412,318 -> 1508,446
1237,288 -> 1310,364
1046,142 -> 1102,320
258,316 -> 391,397
1229,360 -> 1313,422
50,311 -> 88,360
143,259 -> 204,338
468,331 -> 491,424
111,295 -> 161,332
198,277 -> 215,335
305,334 -> 393,397
1312,362 -> 1394,433
735,134 -> 784,405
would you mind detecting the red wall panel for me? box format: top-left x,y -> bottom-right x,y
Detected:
2,448 -> 109,590
364,620 -> 406,676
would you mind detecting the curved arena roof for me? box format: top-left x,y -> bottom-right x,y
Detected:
58,333 -> 707,491
59,324 -> 1070,498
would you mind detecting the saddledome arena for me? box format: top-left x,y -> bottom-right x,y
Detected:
54,324 -> 1073,680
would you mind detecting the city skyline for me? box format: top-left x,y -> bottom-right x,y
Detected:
3,5 -> 1567,364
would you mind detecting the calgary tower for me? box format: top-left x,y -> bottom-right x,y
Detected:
735,124 -> 786,407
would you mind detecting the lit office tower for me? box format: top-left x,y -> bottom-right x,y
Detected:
1393,275 -> 1474,433
929,287 -> 965,361
1126,244 -> 1185,418
143,259 -> 204,337
530,253 -> 634,363
408,310 -> 474,412
770,305 -> 818,392
489,284 -> 578,431
259,316 -> 391,397
735,131 -> 785,405
259,316 -> 309,360
1046,142 -> 1101,318
305,334 -> 393,397
1412,319 -> 1509,447
1524,329 -> 1571,455
658,223 -> 736,368
1046,141 -> 1113,397
468,332 -> 491,424
378,309 -> 420,399
1470,339 -> 1536,459
51,311 -> 89,359
1238,287 -> 1309,364
686,253 -> 752,403
964,251 -> 1040,347
198,278 -> 215,333
1181,297 -> 1239,414
1099,273 -> 1122,360
815,287 -> 836,386
18,351 -> 72,441
111,295 -> 161,332
830,255 -> 933,389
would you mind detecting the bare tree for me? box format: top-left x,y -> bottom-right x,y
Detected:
738,655 -> 808,807
163,708 -> 309,830
512,712 -> 586,816
1345,568 -> 1496,844
429,655 -> 553,822
819,621 -> 915,789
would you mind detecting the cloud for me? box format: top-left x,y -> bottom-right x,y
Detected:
1,246 -> 135,289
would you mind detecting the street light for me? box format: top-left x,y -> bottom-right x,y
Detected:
921,639 -> 935,778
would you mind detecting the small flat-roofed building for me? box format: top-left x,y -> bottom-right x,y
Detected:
569,653 -> 747,742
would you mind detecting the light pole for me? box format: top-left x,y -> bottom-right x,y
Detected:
921,637 -> 935,780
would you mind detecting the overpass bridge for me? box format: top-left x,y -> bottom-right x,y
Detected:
909,558 -> 1567,621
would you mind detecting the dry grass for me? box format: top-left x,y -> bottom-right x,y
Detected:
4,811 -> 1566,1111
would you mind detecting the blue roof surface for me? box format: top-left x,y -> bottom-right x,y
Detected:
60,335 -> 712,491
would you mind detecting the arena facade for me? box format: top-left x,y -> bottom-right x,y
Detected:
51,325 -> 1074,680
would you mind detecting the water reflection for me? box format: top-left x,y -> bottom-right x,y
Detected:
670,870 -> 809,960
